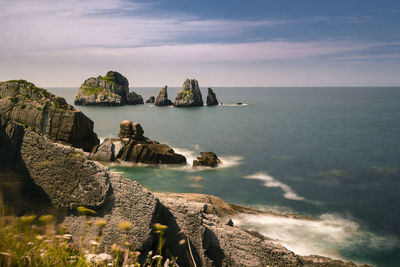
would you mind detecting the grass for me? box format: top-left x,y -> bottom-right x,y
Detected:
0,203 -> 182,267
82,85 -> 105,96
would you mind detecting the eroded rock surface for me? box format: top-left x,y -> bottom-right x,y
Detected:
74,71 -> 143,106
174,79 -> 203,107
155,86 -> 173,106
91,120 -> 186,165
146,96 -> 155,104
0,80 -> 99,152
193,151 -> 221,167
206,88 -> 218,106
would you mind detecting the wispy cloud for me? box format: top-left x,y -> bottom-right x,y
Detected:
0,0 -> 293,51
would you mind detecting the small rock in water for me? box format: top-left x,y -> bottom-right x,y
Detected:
146,96 -> 155,103
193,152 -> 221,167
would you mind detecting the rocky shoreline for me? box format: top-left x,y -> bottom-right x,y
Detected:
0,79 -> 371,266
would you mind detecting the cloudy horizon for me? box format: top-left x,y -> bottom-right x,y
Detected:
1,0 -> 400,87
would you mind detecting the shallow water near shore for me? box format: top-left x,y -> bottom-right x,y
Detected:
49,86 -> 400,266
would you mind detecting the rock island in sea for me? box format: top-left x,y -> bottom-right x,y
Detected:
0,79 -> 370,267
74,71 -> 143,106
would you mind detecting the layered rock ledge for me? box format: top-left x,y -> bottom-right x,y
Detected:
74,71 -> 143,106
0,80 -> 99,151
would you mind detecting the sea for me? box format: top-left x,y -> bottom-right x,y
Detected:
48,86 -> 400,267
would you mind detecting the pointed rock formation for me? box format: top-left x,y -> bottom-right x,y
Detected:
74,71 -> 143,106
145,96 -> 155,103
155,86 -> 173,106
0,80 -> 99,152
206,88 -> 218,106
174,79 -> 203,107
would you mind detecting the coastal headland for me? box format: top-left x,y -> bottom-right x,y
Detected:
0,80 -> 371,266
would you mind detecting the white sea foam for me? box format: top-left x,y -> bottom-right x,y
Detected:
233,213 -> 398,260
244,172 -> 304,201
172,146 -> 243,172
108,145 -> 242,172
219,103 -> 248,107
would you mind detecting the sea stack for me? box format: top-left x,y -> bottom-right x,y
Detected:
155,86 -> 173,106
174,79 -> 203,107
146,96 -> 155,103
74,71 -> 143,106
206,88 -> 218,106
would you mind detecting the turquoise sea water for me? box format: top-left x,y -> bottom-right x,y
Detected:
49,87 -> 400,267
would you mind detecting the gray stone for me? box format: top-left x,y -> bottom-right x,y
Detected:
206,88 -> 218,106
0,80 -> 99,152
146,96 -> 155,103
20,130 -> 110,209
193,152 -> 221,167
118,120 -> 134,139
174,79 -> 203,107
90,138 -> 122,162
132,122 -> 144,139
126,91 -> 144,105
74,71 -> 143,106
155,86 -> 173,106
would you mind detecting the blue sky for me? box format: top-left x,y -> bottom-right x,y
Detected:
1,0 -> 400,86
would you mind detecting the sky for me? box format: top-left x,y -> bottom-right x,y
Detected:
1,0 -> 400,87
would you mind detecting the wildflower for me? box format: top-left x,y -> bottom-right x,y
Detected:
153,223 -> 168,232
90,240 -> 99,247
36,235 -> 44,240
118,221 -> 132,232
62,234 -> 73,241
111,243 -> 123,253
95,219 -> 107,228
179,239 -> 186,246
76,206 -> 96,216
152,255 -> 162,260
38,214 -> 54,224
20,215 -> 36,224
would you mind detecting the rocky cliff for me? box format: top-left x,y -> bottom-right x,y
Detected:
0,118 -> 368,266
155,86 -> 173,106
74,71 -> 143,106
174,79 -> 204,107
0,83 -> 370,267
0,80 -> 99,152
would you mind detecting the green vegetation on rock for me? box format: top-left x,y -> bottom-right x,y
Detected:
82,85 -> 104,96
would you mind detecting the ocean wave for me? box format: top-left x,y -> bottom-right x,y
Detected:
244,172 -> 304,201
233,213 -> 399,260
172,147 -> 243,172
